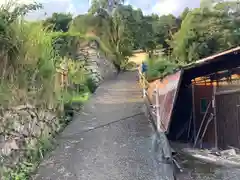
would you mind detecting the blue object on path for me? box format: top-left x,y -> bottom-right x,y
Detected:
141,62 -> 147,73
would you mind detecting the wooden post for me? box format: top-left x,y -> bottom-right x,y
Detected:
192,84 -> 196,144
193,101 -> 211,148
176,120 -> 190,140
143,83 -> 146,98
199,113 -> 214,146
142,70 -> 146,98
138,66 -> 146,98
187,110 -> 192,141
213,85 -> 218,149
155,83 -> 161,132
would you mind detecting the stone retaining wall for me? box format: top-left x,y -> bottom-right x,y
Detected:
0,105 -> 61,177
76,40 -> 117,85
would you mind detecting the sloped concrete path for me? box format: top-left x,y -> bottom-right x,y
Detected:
33,71 -> 240,180
33,72 -> 175,180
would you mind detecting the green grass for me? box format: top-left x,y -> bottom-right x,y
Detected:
71,92 -> 90,103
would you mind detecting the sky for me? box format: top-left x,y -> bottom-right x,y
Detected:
0,0 -> 201,20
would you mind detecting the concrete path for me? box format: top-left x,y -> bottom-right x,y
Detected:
33,71 -> 240,180
33,72 -> 175,180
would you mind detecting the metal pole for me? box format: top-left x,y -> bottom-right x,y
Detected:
155,83 -> 161,132
143,73 -> 146,98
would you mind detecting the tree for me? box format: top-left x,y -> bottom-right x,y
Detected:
130,8 -> 145,49
200,0 -> 221,8
180,7 -> 190,21
104,5 -> 136,69
43,13 -> 72,32
88,0 -> 125,15
139,15 -> 158,56
171,1 -> 240,64
0,2 -> 42,32
85,1 -> 148,70
141,14 -> 180,55
70,14 -> 91,34
70,14 -> 109,35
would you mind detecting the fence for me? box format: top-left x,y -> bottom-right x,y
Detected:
138,67 -> 163,132
138,67 -> 182,134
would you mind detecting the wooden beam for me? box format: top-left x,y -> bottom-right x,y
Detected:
215,89 -> 240,96
199,113 -> 214,146
193,101 -> 211,148
192,84 -> 196,143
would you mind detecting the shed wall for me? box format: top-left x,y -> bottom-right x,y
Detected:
193,76 -> 240,148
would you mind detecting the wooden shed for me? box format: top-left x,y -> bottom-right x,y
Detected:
171,47 -> 240,149
146,47 -> 240,150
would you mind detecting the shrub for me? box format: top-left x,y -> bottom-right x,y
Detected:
145,56 -> 181,80
86,77 -> 98,93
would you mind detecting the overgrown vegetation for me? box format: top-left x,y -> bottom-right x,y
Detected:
0,2 -> 99,179
0,3 -> 57,109
171,1 -> 240,64
3,135 -> 55,180
145,56 -> 183,81
0,3 -> 95,108
70,0 -> 240,79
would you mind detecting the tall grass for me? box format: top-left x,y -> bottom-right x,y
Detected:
0,3 -> 92,179
0,19 -> 60,109
0,13 -> 92,110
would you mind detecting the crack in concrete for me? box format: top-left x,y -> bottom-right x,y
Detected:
60,112 -> 145,139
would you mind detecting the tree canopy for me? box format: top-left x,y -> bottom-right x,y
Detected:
40,0 -> 240,69
43,13 -> 72,32
171,1 -> 240,63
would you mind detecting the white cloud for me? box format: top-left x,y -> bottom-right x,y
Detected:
66,3 -> 78,16
0,0 -> 79,20
124,1 -> 138,10
151,0 -> 200,16
152,0 -> 179,15
27,0 -> 75,20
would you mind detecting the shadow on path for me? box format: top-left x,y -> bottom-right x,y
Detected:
33,72 -> 175,180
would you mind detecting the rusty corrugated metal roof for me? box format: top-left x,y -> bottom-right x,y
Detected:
146,70 -> 183,133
